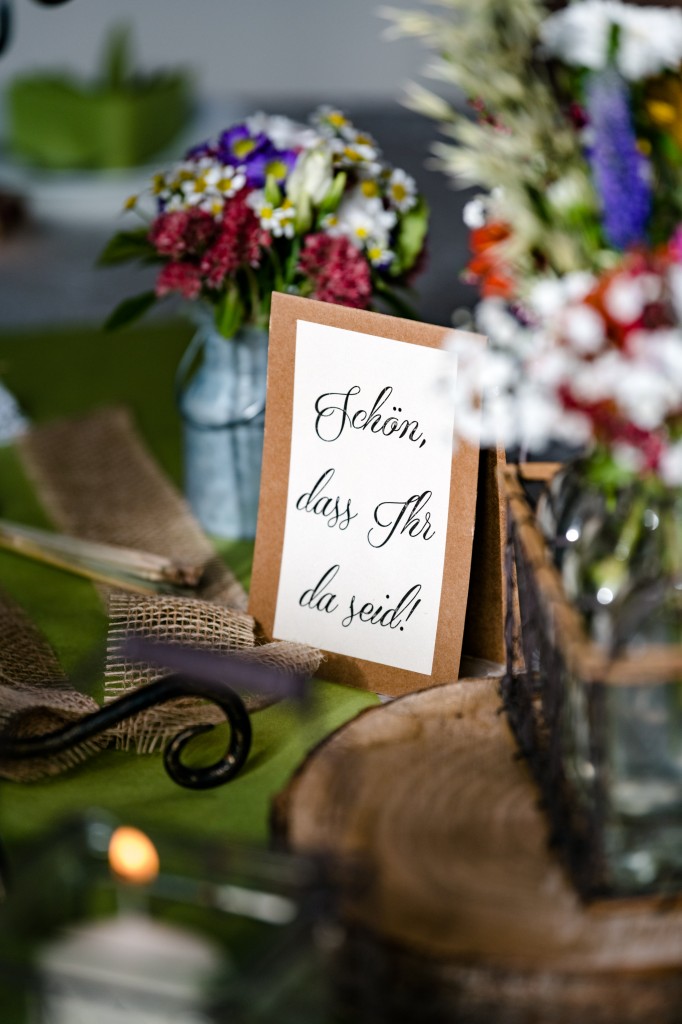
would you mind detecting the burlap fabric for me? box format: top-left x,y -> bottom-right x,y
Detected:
3,406 -> 323,769
105,593 -> 323,752
0,590 -> 104,781
20,406 -> 247,610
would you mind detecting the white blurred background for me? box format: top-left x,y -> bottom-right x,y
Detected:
0,0 -> 423,103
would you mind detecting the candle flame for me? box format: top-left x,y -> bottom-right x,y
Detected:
108,826 -> 160,885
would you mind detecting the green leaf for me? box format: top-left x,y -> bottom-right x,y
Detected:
104,291 -> 157,331
264,174 -> 282,207
392,196 -> 429,275
373,276 -> 418,319
103,24 -> 133,90
294,192 -> 313,234
318,171 -> 347,215
98,230 -> 155,266
215,284 -> 244,339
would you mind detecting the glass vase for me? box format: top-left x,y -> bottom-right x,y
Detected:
559,479 -> 682,893
177,312 -> 268,540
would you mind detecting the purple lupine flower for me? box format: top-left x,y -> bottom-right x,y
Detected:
585,69 -> 651,250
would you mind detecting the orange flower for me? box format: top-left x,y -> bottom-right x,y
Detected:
466,221 -> 515,298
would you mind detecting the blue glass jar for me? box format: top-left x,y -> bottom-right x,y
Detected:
177,311 -> 268,539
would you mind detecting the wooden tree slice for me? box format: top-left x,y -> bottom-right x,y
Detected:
274,680 -> 682,980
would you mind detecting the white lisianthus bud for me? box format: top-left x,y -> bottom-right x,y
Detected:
287,147 -> 334,208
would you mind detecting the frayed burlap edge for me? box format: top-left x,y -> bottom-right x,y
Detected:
0,591 -> 105,781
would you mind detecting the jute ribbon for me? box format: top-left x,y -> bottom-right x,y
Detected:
0,407 -> 322,777
20,406 -> 247,610
0,589 -> 105,781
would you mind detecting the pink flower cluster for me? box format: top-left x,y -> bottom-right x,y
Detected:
298,234 -> 372,309
151,196 -> 267,300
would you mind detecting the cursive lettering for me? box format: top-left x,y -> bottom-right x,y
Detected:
299,565 -> 340,614
295,468 -> 358,530
341,584 -> 422,631
314,386 -> 425,448
367,491 -> 436,549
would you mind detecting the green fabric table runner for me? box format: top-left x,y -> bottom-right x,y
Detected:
0,320 -> 377,847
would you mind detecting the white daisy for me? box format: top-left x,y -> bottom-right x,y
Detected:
247,192 -> 296,238
387,168 -> 418,213
366,241 -> 395,268
330,189 -> 397,250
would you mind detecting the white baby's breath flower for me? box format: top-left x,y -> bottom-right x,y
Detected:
660,441 -> 682,486
604,275 -> 646,323
463,196 -> 487,229
528,278 -> 567,318
612,442 -> 647,475
669,264 -> 682,322
540,0 -> 682,81
562,305 -> 605,354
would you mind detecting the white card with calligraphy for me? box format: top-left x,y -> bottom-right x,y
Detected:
273,319 -> 455,675
250,293 -> 483,696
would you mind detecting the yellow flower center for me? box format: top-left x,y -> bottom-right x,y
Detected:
266,159 -> 288,181
124,194 -> 138,210
328,112 -> 347,128
233,138 -> 257,158
391,183 -> 408,202
217,177 -> 234,192
152,174 -> 165,194
261,206 -> 273,220
361,180 -> 379,198
646,99 -> 677,126
368,246 -> 382,261
344,147 -> 362,162
355,226 -> 369,239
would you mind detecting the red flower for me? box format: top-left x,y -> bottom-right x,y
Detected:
155,262 -> 202,300
148,210 -> 214,259
199,192 -> 265,290
299,234 -> 372,309
466,221 -> 515,299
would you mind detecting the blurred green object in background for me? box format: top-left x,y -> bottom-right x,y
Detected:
6,24 -> 192,170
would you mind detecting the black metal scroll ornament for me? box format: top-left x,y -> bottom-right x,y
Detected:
0,673 -> 252,790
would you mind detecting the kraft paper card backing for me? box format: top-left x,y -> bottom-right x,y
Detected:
249,293 -> 505,697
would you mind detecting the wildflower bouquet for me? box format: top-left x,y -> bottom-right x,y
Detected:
384,0 -> 682,486
101,107 -> 428,337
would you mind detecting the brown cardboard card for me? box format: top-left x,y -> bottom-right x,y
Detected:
250,293 -> 485,697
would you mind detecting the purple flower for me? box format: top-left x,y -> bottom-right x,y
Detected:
585,69 -> 651,251
216,124 -> 270,166
246,145 -> 298,188
184,140 -> 216,160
